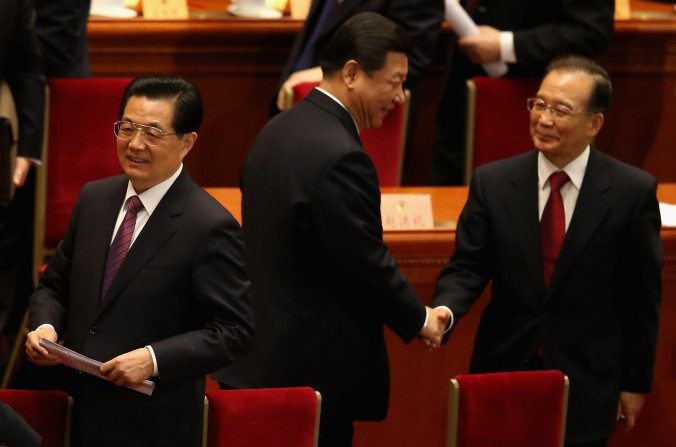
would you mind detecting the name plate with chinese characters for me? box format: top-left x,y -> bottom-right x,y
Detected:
143,0 -> 189,19
381,194 -> 434,231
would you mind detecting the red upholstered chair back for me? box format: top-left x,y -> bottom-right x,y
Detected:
0,390 -> 72,447
204,387 -> 321,447
35,78 -> 130,267
447,370 -> 569,447
283,82 -> 409,186
464,76 -> 540,183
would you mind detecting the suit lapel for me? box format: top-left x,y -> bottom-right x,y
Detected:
547,149 -> 610,295
504,152 -> 544,292
95,170 -> 190,318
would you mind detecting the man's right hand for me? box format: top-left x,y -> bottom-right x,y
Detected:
418,306 -> 452,349
276,66 -> 324,111
25,326 -> 60,366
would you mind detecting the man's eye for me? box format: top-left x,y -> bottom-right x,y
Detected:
145,128 -> 164,138
554,106 -> 573,117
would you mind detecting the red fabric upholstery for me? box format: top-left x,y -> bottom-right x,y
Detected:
44,78 -> 131,248
451,370 -> 567,447
205,387 -> 319,447
470,76 -> 539,168
0,390 -> 70,447
291,82 -> 406,186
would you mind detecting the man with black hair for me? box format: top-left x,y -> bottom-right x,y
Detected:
25,76 -> 254,447
214,12 -> 448,447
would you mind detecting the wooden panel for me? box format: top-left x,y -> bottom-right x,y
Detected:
207,185 -> 676,447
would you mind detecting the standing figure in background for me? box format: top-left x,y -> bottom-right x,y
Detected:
430,0 -> 614,185
0,0 -> 46,371
33,0 -> 91,77
215,13 -> 448,447
432,56 -> 662,447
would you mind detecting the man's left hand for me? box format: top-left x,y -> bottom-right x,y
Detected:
12,157 -> 32,188
616,391 -> 646,434
458,26 -> 501,64
100,347 -> 154,387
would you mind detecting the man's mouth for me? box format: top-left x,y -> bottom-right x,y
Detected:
128,155 -> 149,164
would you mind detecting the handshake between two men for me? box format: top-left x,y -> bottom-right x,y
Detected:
418,306 -> 453,350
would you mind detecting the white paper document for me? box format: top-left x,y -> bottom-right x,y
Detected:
659,202 -> 676,227
444,0 -> 508,77
39,338 -> 155,396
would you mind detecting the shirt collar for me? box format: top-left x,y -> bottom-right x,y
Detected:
124,164 -> 183,215
315,87 -> 360,133
538,146 -> 590,191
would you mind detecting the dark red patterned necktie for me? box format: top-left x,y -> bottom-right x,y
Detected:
540,171 -> 570,288
101,195 -> 144,299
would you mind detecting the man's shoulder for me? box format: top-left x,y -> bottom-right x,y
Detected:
79,174 -> 127,198
182,180 -> 239,226
593,149 -> 656,187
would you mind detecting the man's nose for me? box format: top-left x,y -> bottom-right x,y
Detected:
128,129 -> 145,147
394,85 -> 405,104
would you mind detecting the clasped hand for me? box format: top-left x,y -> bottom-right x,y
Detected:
418,306 -> 452,350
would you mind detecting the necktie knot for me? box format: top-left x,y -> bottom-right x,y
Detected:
126,195 -> 144,216
548,171 -> 570,194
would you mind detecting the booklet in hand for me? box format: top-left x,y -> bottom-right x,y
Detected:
39,338 -> 155,396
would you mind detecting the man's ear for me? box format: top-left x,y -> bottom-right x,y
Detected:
180,132 -> 197,159
588,112 -> 604,138
342,60 -> 360,88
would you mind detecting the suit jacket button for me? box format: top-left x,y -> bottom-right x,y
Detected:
89,326 -> 98,335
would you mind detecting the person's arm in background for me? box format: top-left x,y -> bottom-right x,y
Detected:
459,0 -> 614,69
512,0 -> 614,68
3,0 -> 46,187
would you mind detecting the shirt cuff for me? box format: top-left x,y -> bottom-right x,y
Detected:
500,31 -> 517,63
436,306 -> 455,333
36,323 -> 56,332
145,345 -> 159,376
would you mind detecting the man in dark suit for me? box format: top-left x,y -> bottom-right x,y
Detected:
214,13 -> 448,447
25,76 -> 254,447
274,0 -> 444,110
432,56 -> 662,447
0,0 -> 45,358
430,0 -> 615,185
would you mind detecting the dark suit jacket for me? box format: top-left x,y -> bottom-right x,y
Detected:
214,89 -> 426,421
432,149 -> 662,442
29,169 -> 254,447
33,0 -> 91,77
280,0 -> 444,87
0,0 -> 45,161
431,0 -> 614,185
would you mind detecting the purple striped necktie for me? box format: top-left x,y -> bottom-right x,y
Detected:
101,195 -> 144,299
